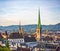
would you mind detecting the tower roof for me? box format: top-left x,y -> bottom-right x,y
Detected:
19,21 -> 21,30
37,8 -> 41,28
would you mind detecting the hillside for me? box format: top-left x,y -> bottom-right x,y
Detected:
0,23 -> 60,33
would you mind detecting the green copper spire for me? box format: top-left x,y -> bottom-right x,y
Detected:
37,9 -> 41,28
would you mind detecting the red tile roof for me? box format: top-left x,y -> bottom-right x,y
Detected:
17,47 -> 31,51
8,32 -> 23,39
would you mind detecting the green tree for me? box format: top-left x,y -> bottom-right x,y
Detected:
0,46 -> 11,51
6,41 -> 9,48
3,47 -> 10,51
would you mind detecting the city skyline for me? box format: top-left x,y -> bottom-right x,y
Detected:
0,0 -> 60,26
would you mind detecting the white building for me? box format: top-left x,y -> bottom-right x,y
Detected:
8,32 -> 24,47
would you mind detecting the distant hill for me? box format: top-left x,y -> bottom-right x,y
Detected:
0,23 -> 60,33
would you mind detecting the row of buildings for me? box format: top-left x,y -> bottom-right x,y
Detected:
0,9 -> 41,51
0,9 -> 60,51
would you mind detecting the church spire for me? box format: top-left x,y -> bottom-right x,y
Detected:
19,21 -> 21,30
19,21 -> 24,37
37,8 -> 41,28
19,21 -> 22,34
35,8 -> 41,41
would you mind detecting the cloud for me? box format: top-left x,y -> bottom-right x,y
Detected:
0,0 -> 60,26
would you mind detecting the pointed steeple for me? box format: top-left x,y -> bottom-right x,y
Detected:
19,21 -> 22,34
19,21 -> 21,30
19,21 -> 24,37
37,8 -> 41,28
35,8 -> 41,41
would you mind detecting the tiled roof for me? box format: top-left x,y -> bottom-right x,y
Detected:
8,32 -> 23,39
17,47 -> 30,51
24,36 -> 36,42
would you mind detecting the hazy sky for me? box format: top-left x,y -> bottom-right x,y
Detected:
0,0 -> 60,26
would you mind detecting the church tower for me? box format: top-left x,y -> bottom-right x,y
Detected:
35,9 -> 41,41
19,22 -> 24,37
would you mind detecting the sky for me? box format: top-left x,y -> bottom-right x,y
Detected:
0,0 -> 60,26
